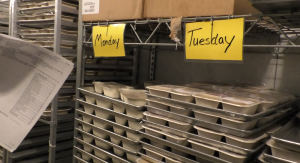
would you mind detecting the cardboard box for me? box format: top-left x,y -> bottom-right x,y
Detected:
144,0 -> 260,18
82,0 -> 144,22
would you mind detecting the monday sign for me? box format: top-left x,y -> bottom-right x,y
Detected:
185,18 -> 244,61
93,24 -> 126,57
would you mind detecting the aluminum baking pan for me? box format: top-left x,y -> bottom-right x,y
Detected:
139,130 -> 230,163
19,131 -> 73,148
77,128 -> 139,155
78,99 -> 142,122
142,120 -> 263,155
74,146 -> 109,163
74,155 -> 91,163
20,6 -> 78,15
146,93 -> 299,121
138,149 -> 164,163
17,150 -> 72,163
140,141 -> 199,163
75,137 -> 131,163
272,117 -> 300,152
10,140 -> 73,159
262,147 -> 295,163
79,88 -> 145,111
146,105 -> 298,137
20,33 -> 77,41
77,110 -> 141,134
76,119 -> 140,145
18,19 -> 77,29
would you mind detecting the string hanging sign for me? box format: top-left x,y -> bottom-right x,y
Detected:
93,24 -> 126,57
185,18 -> 244,62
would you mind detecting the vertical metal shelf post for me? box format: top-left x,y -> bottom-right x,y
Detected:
73,0 -> 83,162
9,0 -> 17,37
49,0 -> 62,162
149,38 -> 156,81
132,38 -> 139,86
3,0 -> 18,162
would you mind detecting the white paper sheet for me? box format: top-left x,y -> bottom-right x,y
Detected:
0,34 -> 74,152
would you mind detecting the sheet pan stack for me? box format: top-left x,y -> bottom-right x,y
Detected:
17,0 -> 79,117
259,114 -> 300,163
0,0 -> 9,34
4,121 -> 74,163
84,58 -> 133,83
140,83 -> 298,163
75,82 -> 147,163
17,0 -> 78,56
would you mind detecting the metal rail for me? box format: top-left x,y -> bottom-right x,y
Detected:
83,12 -> 300,25
83,42 -> 300,48
82,12 -> 300,48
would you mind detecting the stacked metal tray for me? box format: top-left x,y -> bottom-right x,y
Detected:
81,58 -> 135,85
17,0 -> 78,117
74,85 -> 147,163
259,115 -> 300,163
0,0 -> 9,34
5,122 -> 74,163
141,84 -> 299,163
17,0 -> 78,57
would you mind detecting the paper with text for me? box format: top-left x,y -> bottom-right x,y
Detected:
93,24 -> 126,57
0,34 -> 74,152
185,18 -> 244,61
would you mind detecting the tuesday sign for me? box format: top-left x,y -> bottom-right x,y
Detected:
185,18 -> 244,62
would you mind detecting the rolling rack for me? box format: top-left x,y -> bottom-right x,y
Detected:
73,0 -> 300,163
2,0 -> 78,163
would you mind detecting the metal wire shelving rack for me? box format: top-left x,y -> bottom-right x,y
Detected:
73,1 -> 300,163
1,0 -> 78,163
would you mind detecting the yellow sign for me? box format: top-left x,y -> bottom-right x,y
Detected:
93,24 -> 126,57
185,18 -> 244,61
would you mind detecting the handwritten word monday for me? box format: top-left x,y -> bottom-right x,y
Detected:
188,27 -> 235,53
94,34 -> 120,49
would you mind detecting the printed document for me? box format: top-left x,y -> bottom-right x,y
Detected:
0,34 -> 74,152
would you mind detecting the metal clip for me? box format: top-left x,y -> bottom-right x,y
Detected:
157,18 -> 162,23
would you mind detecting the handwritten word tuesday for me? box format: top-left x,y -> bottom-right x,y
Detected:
188,27 -> 235,53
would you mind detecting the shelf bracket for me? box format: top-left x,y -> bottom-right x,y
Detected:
269,17 -> 296,45
244,17 -> 261,36
145,23 -> 162,43
130,24 -> 143,43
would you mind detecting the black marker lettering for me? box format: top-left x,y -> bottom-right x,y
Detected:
224,36 -> 235,53
188,28 -> 202,47
94,34 -> 101,46
187,26 -> 236,53
116,39 -> 120,49
199,38 -> 205,45
94,33 -> 120,49
205,38 -> 210,45
211,34 -> 218,45
219,37 -> 224,44
193,38 -> 199,46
